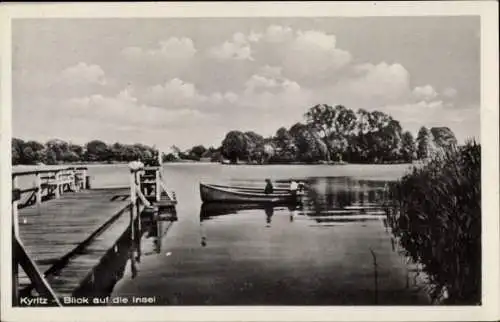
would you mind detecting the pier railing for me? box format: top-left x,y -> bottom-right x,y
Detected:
12,167 -> 89,209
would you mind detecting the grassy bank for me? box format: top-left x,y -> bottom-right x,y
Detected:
386,140 -> 481,304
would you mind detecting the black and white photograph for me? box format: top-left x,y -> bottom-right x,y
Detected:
1,2 -> 499,322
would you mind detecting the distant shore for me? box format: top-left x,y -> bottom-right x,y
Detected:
12,159 -> 418,169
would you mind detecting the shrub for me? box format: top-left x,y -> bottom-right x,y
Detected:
387,140 -> 481,304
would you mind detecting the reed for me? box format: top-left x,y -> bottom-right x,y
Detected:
387,140 -> 481,304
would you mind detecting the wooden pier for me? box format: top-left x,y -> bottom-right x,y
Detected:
11,156 -> 177,306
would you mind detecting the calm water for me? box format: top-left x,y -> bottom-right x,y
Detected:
14,163 -> 431,305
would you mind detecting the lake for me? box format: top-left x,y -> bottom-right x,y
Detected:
13,163 -> 431,305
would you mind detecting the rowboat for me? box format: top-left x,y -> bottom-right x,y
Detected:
200,183 -> 303,203
207,183 -> 290,193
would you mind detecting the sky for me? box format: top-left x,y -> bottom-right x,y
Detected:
12,16 -> 480,151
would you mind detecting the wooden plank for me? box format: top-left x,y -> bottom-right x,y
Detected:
17,188 -> 130,284
49,207 -> 133,297
12,167 -> 88,177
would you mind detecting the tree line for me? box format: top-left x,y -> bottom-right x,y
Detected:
12,104 -> 460,165
11,137 -> 223,165
220,104 -> 459,164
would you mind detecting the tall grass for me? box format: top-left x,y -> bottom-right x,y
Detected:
386,140 -> 481,304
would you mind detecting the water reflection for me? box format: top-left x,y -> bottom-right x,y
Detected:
200,202 -> 270,220
141,215 -> 176,256
264,205 -> 274,227
111,174 -> 431,306
200,177 -> 389,227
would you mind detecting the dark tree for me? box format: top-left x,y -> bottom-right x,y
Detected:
85,140 -> 110,162
417,126 -> 432,160
401,131 -> 417,162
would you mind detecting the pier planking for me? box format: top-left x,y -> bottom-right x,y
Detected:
17,188 -> 131,290
48,208 -> 134,298
18,188 -> 131,260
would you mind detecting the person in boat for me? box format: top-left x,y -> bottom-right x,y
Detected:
264,179 -> 274,194
297,181 -> 306,192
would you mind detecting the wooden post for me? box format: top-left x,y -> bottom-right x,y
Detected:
157,150 -> 162,201
136,171 -> 143,233
70,169 -> 76,191
36,172 -> 42,206
12,176 -> 19,306
130,170 -> 137,242
155,168 -> 161,202
82,168 -> 87,190
135,194 -> 142,261
12,176 -> 19,237
12,235 -> 19,306
155,220 -> 162,253
361,182 -> 368,206
54,171 -> 60,199
61,171 -> 66,195
60,171 -> 65,194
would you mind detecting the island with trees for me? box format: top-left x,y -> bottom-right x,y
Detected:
12,104 -> 459,166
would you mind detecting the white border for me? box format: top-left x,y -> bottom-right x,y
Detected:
1,2 -> 499,322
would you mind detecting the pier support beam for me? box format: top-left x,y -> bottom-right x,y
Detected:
155,169 -> 161,202
82,169 -> 87,190
129,170 -> 138,241
36,173 -> 42,206
156,150 -> 162,202
12,176 -> 19,237
12,176 -> 19,306
54,171 -> 60,199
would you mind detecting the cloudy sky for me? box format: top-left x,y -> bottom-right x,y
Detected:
12,16 -> 480,151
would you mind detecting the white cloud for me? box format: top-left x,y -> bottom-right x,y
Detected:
247,31 -> 263,43
244,67 -> 301,96
207,91 -> 239,105
380,100 -> 479,142
122,37 -> 196,61
14,63 -> 110,99
295,30 -> 338,52
245,75 -> 279,91
60,62 -> 107,85
334,62 -> 411,104
120,37 -> 197,86
442,87 -> 458,98
260,25 -> 294,43
141,78 -> 240,111
282,30 -> 351,80
258,65 -> 283,78
146,78 -> 200,107
240,72 -> 307,116
412,85 -> 438,101
64,89 -> 209,130
208,33 -> 254,61
208,26 -> 351,83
